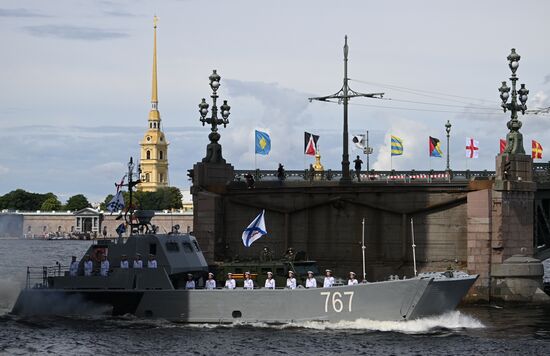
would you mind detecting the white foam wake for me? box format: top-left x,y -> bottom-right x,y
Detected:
289,311 -> 484,333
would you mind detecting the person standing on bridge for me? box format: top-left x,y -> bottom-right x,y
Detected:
354,155 -> 363,182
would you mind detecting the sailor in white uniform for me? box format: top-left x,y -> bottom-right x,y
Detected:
83,255 -> 93,276
185,273 -> 195,289
243,272 -> 254,289
120,255 -> 129,269
225,273 -> 236,289
133,254 -> 143,269
205,272 -> 217,289
264,271 -> 275,289
148,254 -> 157,269
100,255 -> 110,277
286,271 -> 297,289
305,271 -> 317,288
348,271 -> 358,285
69,256 -> 79,276
323,269 -> 335,288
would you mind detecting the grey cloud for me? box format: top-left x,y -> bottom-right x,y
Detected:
0,8 -> 49,17
23,25 -> 129,41
102,10 -> 136,17
544,74 -> 550,85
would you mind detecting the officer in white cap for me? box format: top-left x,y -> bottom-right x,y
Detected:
264,271 -> 275,289
305,271 -> 317,288
286,271 -> 297,289
185,273 -> 196,289
348,271 -> 358,285
205,272 -> 216,289
243,271 -> 254,289
323,269 -> 335,288
69,256 -> 79,276
225,273 -> 236,289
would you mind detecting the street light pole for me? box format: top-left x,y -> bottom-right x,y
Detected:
445,120 -> 452,171
309,36 -> 384,183
499,48 -> 529,155
198,70 -> 231,164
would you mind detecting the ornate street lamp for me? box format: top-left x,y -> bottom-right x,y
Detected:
445,120 -> 452,171
198,70 -> 231,163
499,48 -> 529,155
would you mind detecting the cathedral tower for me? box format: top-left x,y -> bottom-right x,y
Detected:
139,16 -> 169,192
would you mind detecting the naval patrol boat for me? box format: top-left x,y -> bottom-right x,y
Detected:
11,160 -> 478,323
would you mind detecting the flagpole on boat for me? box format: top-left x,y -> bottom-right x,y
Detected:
410,217 -> 417,277
361,217 -> 366,282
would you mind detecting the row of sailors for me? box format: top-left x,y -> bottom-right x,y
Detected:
184,269 -> 360,290
69,254 -> 158,277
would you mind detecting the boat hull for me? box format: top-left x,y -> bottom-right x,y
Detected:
11,276 -> 477,323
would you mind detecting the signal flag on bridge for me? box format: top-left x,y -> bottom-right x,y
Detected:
304,132 -> 320,155
499,139 -> 506,154
465,138 -> 479,159
391,136 -> 403,156
429,136 -> 443,158
532,140 -> 543,159
255,130 -> 271,155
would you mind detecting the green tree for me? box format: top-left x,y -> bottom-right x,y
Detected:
133,187 -> 183,211
0,189 -> 58,211
41,196 -> 62,211
65,194 -> 90,211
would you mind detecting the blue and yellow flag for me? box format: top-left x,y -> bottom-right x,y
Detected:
429,136 -> 443,157
391,136 -> 403,156
255,130 -> 271,155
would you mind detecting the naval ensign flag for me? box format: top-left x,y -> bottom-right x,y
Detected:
242,210 -> 267,247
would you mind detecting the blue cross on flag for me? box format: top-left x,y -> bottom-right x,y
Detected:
106,191 -> 125,213
242,210 -> 267,247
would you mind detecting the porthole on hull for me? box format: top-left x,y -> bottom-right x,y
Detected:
232,311 -> 242,318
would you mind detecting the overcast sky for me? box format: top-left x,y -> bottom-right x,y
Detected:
1,0 -> 549,203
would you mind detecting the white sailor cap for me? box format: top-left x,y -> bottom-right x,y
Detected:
288,271 -> 294,275
325,269 -> 332,273
245,271 -> 250,275
208,272 -> 214,276
187,273 -> 193,277
349,271 -> 356,276
267,271 -> 273,275
307,271 -> 314,274
227,272 -> 232,276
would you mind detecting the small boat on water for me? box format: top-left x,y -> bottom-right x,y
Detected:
11,159 -> 478,323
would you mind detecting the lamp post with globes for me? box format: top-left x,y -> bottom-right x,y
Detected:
198,70 -> 231,163
498,48 -> 529,155
445,120 -> 452,171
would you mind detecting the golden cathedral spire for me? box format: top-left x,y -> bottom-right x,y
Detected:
151,15 -> 159,109
139,16 -> 169,192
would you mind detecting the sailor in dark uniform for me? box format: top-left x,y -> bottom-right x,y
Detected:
185,273 -> 195,289
243,271 -> 254,289
69,256 -> 79,276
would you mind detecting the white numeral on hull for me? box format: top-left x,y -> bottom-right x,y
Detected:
320,291 -> 354,313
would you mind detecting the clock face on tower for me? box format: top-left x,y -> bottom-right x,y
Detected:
146,136 -> 151,141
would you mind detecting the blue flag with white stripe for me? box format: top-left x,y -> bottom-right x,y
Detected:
242,210 -> 267,247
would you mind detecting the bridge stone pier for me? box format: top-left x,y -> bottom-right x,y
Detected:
190,159 -> 550,303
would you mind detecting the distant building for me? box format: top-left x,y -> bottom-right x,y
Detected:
139,17 -> 169,192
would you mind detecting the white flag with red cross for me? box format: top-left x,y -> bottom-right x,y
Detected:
465,138 -> 479,159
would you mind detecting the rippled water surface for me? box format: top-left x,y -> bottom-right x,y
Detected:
1,239 -> 549,355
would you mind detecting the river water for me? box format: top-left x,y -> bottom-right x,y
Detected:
0,239 -> 549,355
